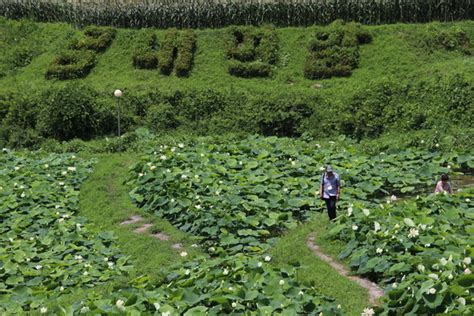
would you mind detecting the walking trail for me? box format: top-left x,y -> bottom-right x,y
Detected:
306,233 -> 384,306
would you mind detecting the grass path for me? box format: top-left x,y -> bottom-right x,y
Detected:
271,212 -> 372,316
78,153 -> 202,284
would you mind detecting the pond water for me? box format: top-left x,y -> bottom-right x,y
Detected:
451,174 -> 474,192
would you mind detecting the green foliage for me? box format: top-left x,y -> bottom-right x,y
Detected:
37,83 -> 99,141
226,25 -> 279,78
45,50 -> 96,80
145,102 -> 180,131
175,29 -> 197,77
329,192 -> 474,314
46,25 -> 115,80
70,26 -> 116,53
1,0 -> 473,28
132,29 -> 158,69
68,253 -> 340,315
418,25 -> 472,54
304,20 -> 371,80
0,151 -> 128,313
158,28 -> 178,75
156,28 -> 197,76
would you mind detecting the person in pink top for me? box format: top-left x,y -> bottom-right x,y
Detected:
434,174 -> 452,194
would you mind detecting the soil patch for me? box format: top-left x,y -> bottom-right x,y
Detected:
152,232 -> 170,241
306,233 -> 384,306
133,223 -> 153,233
120,215 -> 144,225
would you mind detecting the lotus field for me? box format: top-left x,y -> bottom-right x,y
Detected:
0,137 -> 472,314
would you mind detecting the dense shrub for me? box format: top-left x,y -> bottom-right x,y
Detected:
37,83 -> 99,141
422,25 -> 471,54
175,29 -> 197,77
158,28 -> 178,75
226,25 -> 279,78
46,25 -> 115,80
132,29 -> 159,69
70,26 -> 116,52
304,20 -> 371,80
228,60 -> 272,77
145,102 -> 180,131
45,50 -> 96,80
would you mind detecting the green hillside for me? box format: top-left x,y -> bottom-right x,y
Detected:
0,18 -> 473,147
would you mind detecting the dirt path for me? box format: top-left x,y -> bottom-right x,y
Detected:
306,233 -> 384,306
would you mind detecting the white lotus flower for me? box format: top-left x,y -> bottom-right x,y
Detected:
171,147 -> 176,152
392,283 -> 397,288
185,269 -> 190,275
361,307 -> 375,316
394,223 -> 400,229
83,271 -> 88,276
448,274 -> 453,280
209,247 -> 215,252
352,225 -> 358,231
374,221 -> 381,232
337,304 -> 341,309
138,172 -> 144,177
153,302 -> 161,310
160,155 -> 167,160
178,143 -> 184,148
20,192 -> 26,198
181,174 -> 188,179
464,268 -> 471,274
150,165 -> 156,170
116,299 -> 125,310
298,290 -> 304,295
390,195 -> 397,202
466,198 -> 471,202
14,166 -> 20,171
264,256 -> 271,262
347,207 -> 353,216
71,155 -> 76,159
200,153 -> 204,157
425,244 -> 431,247
428,288 -> 436,294
417,264 -> 425,272
463,257 -> 471,265
440,258 -> 448,266
231,302 -> 237,308
457,297 -> 466,306
67,166 -> 76,172
195,205 -> 202,210
35,265 -> 42,270
291,161 -> 296,166
228,287 -> 233,291
376,248 -> 383,254
61,171 -> 67,175
80,306 -> 90,313
108,262 -> 114,267
162,312 -> 171,316
420,224 -> 427,230
319,166 -> 325,171
40,307 -> 48,314
428,273 -> 439,280
75,255 -> 83,261
408,228 -> 419,238
279,280 -> 285,285
180,251 -> 188,257
59,182 -> 65,186
60,286 -> 65,291
283,188 -> 288,193
257,262 -> 262,267
223,268 -> 229,275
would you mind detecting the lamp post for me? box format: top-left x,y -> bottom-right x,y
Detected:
114,89 -> 123,152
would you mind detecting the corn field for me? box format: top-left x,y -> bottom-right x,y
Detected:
0,0 -> 473,28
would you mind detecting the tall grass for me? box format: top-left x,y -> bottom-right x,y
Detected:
1,0 -> 473,28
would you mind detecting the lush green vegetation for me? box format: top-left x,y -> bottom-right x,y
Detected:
1,0 -> 473,28
0,18 -> 473,149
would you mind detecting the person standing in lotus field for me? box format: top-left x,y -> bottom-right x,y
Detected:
320,165 -> 341,220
